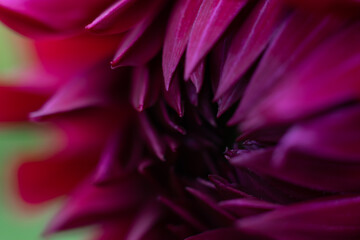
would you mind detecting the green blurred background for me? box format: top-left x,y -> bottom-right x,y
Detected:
0,25 -> 93,240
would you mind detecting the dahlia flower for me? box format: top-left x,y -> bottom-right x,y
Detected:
1,0 -> 360,239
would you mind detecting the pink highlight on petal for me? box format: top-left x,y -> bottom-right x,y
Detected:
185,0 -> 248,78
216,0 -> 284,99
162,0 -> 203,89
131,65 -> 150,112
190,61 -> 205,93
86,0 -> 159,34
164,72 -> 184,117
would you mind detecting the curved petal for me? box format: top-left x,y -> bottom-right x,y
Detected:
45,177 -> 144,234
162,0 -> 203,89
216,0 -> 284,99
86,0 -> 164,34
0,0 -> 115,37
185,0 -> 248,78
238,195 -> 360,240
241,22 -> 360,129
229,11 -> 346,125
17,149 -> 99,204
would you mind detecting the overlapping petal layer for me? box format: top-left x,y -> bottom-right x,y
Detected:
0,0 -> 359,240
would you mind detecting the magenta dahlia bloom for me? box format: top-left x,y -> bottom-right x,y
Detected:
1,0 -> 360,239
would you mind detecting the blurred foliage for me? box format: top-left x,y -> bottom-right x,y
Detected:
0,25 -> 94,240
0,25 -> 33,76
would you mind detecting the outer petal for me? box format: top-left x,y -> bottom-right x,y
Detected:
86,0 -> 164,34
131,60 -> 161,112
164,72 -> 184,117
17,148 -> 99,204
274,104 -> 360,163
30,64 -> 129,120
242,22 -> 360,129
0,0 -> 115,37
45,177 -> 144,234
34,34 -> 123,80
237,196 -> 360,240
110,2 -> 167,67
0,86 -> 47,121
18,107 -> 128,203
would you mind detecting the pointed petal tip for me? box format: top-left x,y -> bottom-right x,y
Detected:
84,23 -> 99,33
216,106 -> 226,118
226,119 -> 238,126
29,109 -> 55,122
29,110 -> 42,121
184,57 -> 197,80
84,24 -> 92,31
184,63 -> 194,81
43,219 -> 63,237
213,88 -> 225,102
178,108 -> 184,118
175,126 -> 186,135
135,104 -> 144,112
164,80 -> 171,92
110,61 -> 117,69
195,86 -> 201,94
162,66 -> 173,91
137,160 -> 153,175
159,154 -> 166,162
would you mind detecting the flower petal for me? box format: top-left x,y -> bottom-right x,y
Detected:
162,0 -> 203,89
216,0 -> 284,99
131,60 -> 161,112
30,65 -> 128,120
45,177 -> 144,234
185,228 -> 259,240
0,0 -> 115,37
229,11 -> 346,125
185,0 -> 248,78
237,195 -> 360,240
17,149 -> 99,204
275,104 -> 360,163
139,113 -> 166,161
86,0 -> 164,34
241,21 -> 360,129
110,5 -> 167,67
164,71 -> 184,117
219,198 -> 279,217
